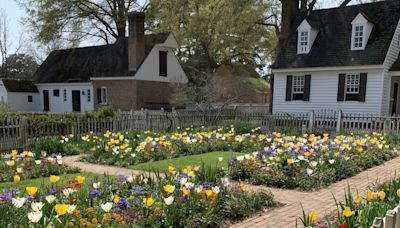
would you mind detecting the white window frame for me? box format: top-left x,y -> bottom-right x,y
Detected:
298,31 -> 309,54
353,25 -> 364,49
100,87 -> 107,104
87,89 -> 91,102
345,74 -> 360,94
292,76 -> 305,94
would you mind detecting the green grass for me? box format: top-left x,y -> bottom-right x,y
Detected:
0,172 -> 107,190
132,151 -> 243,172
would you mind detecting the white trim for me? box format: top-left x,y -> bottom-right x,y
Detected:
90,76 -> 135,81
272,65 -> 384,73
383,19 -> 400,69
389,71 -> 400,76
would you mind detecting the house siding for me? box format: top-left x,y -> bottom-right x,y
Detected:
134,45 -> 188,83
0,80 -> 8,103
273,68 -> 385,114
7,92 -> 40,112
36,83 -> 93,113
136,80 -> 176,110
382,19 -> 400,115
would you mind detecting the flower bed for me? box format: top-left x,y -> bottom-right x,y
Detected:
301,178 -> 400,227
0,166 -> 274,227
0,150 -> 80,183
228,133 -> 396,190
81,127 -> 265,167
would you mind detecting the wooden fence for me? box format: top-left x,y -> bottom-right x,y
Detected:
371,204 -> 400,228
2,109 -> 400,151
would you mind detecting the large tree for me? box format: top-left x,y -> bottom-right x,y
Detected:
1,53 -> 39,79
146,0 -> 278,74
17,0 -> 143,45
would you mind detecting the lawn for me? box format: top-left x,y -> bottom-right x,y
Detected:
0,172 -> 107,190
132,151 -> 242,172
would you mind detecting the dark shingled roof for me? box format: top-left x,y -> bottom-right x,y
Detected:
273,0 -> 400,69
392,57 -> 400,71
1,79 -> 38,93
34,33 -> 170,83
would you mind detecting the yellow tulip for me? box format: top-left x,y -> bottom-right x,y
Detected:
54,204 -> 69,216
182,187 -> 190,196
113,195 -> 120,204
343,207 -> 354,217
76,176 -> 85,184
163,185 -> 175,194
50,175 -> 60,183
11,150 -> 18,156
143,197 -> 154,207
308,212 -> 318,222
287,159 -> 293,165
397,189 -> 400,198
26,187 -> 38,196
355,195 -> 362,204
240,184 -> 247,192
379,191 -> 386,200
167,166 -> 175,174
13,175 -> 20,183
205,190 -> 213,197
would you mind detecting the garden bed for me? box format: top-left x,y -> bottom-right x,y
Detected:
0,150 -> 80,183
301,176 -> 400,227
228,132 -> 397,190
0,166 -> 275,227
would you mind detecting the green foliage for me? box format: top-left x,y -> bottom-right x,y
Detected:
2,54 -> 39,79
146,0 -> 277,73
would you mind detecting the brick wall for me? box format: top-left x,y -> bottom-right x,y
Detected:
92,80 -> 138,111
92,79 -> 177,111
136,80 -> 176,110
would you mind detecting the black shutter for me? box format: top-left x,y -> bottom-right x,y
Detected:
97,88 -> 102,104
285,75 -> 293,101
337,74 -> 346,101
303,74 -> 311,101
358,73 -> 367,102
159,51 -> 168,76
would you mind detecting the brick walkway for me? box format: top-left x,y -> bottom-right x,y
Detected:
63,155 -> 163,178
63,155 -> 400,228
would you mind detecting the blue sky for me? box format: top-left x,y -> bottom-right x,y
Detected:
1,0 -> 358,52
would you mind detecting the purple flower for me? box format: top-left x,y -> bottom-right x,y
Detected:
202,182 -> 213,188
131,186 -> 146,195
0,193 -> 11,201
90,189 -> 102,197
49,188 -> 58,195
116,197 -> 129,207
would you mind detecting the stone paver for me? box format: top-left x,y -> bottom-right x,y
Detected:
63,155 -> 400,228
231,156 -> 400,228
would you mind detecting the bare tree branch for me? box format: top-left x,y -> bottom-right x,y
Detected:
340,0 -> 353,7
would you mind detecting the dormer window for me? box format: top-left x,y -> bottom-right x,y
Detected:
299,31 -> 309,53
297,19 -> 318,54
353,25 -> 364,48
351,13 -> 373,51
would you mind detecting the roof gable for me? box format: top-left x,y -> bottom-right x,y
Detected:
273,0 -> 400,69
34,33 -> 170,83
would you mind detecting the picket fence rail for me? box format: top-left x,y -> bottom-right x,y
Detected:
371,204 -> 400,228
1,109 -> 400,151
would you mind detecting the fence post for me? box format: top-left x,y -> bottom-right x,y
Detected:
20,117 -> 28,149
384,210 -> 396,228
371,217 -> 383,228
308,110 -> 315,133
336,110 -> 343,133
384,117 -> 391,135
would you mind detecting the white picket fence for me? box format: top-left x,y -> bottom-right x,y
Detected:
371,204 -> 400,228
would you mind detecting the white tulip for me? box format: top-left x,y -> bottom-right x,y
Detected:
27,211 -> 42,223
67,205 -> 76,214
306,168 -> 314,175
126,176 -> 134,183
180,177 -> 187,185
12,197 -> 26,208
237,156 -> 244,162
93,182 -> 101,189
45,195 -> 56,204
310,161 -> 318,167
244,154 -> 251,160
101,202 -> 113,212
31,202 -> 44,212
35,160 -> 42,165
164,196 -> 174,205
328,159 -> 335,164
57,160 -> 63,165
218,157 -> 223,162
16,168 -> 23,173
212,186 -> 220,194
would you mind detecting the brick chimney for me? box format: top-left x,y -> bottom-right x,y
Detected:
128,12 -> 145,71
279,0 -> 300,42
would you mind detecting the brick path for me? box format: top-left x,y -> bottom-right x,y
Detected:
63,155 -> 400,228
